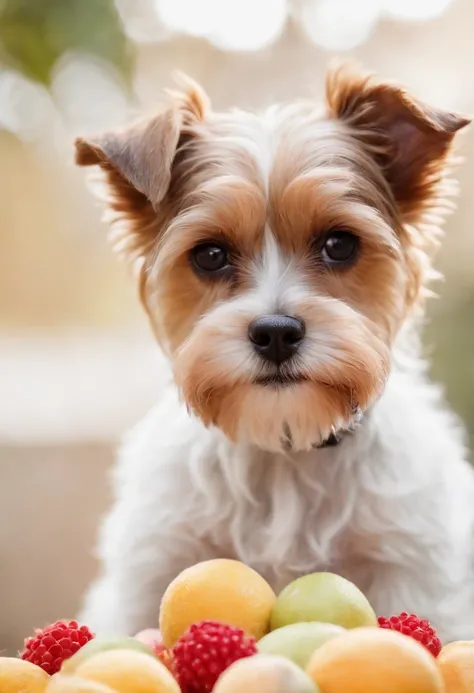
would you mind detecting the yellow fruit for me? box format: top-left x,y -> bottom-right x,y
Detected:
438,641 -> 474,692
159,559 -> 276,647
74,650 -> 180,693
306,627 -> 444,693
47,675 -> 117,693
61,637 -> 154,674
213,654 -> 319,693
0,658 -> 50,693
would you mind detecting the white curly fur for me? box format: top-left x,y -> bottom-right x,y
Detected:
80,327 -> 474,642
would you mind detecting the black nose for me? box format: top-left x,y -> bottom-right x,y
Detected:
248,315 -> 305,365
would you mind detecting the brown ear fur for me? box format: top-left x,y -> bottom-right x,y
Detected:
74,111 -> 180,271
73,76 -> 209,268
74,73 -> 208,202
75,109 -> 182,209
326,62 -> 470,221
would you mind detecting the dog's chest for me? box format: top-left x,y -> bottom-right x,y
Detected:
191,437 -> 361,588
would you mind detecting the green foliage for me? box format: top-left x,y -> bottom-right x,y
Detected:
0,0 -> 132,84
425,292 -> 474,454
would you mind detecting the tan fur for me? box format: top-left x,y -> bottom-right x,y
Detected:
75,64 -> 470,451
326,61 -> 469,309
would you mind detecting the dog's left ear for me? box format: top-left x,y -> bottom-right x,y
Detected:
326,63 -> 470,220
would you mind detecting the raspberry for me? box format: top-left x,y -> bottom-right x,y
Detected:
20,619 -> 94,674
172,620 -> 258,693
378,612 -> 442,657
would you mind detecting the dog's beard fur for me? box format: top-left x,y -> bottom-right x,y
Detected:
75,64 -> 469,453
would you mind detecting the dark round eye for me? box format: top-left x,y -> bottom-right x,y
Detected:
321,230 -> 359,266
191,243 -> 229,274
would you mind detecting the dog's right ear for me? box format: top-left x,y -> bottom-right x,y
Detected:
75,108 -> 182,210
74,75 -> 209,211
74,77 -> 209,267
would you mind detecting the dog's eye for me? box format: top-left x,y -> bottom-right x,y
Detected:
191,243 -> 229,274
321,230 -> 359,266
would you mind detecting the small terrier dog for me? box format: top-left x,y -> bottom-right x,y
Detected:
75,64 -> 474,641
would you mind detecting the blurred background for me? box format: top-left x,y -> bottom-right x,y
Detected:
1,0 -> 474,654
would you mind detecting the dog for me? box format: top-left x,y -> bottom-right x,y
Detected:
75,64 -> 474,642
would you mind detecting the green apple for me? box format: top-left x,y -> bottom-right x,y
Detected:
270,573 -> 377,631
61,636 -> 155,673
258,622 -> 345,669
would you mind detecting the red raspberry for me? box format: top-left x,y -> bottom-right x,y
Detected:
20,619 -> 94,674
172,620 -> 258,693
378,612 -> 442,657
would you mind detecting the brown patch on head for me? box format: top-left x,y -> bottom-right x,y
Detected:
147,109 -> 268,351
150,176 -> 266,350
267,107 -> 401,341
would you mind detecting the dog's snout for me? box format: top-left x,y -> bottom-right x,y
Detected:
248,315 -> 305,365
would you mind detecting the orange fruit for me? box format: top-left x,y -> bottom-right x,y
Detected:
0,658 -> 50,693
438,641 -> 474,692
306,627 -> 444,693
74,649 -> 180,693
159,559 -> 276,647
213,654 -> 319,692
47,675 -> 117,693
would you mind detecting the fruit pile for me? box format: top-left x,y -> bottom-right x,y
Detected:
1,559 -> 472,692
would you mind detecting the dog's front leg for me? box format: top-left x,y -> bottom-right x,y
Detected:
349,559 -> 474,642
78,496 -> 216,636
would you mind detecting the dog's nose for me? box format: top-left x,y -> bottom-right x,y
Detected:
248,315 -> 305,365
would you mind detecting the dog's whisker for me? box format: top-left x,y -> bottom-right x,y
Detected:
281,422 -> 293,451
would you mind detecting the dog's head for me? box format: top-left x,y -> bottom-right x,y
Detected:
75,64 -> 469,452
